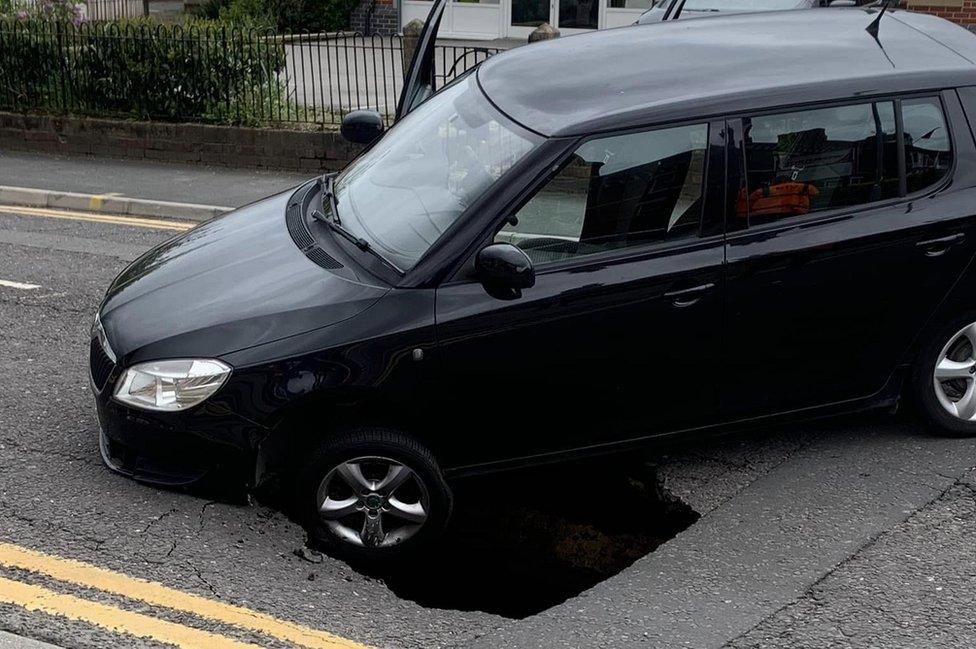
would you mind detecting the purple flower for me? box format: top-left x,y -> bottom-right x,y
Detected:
15,9 -> 28,19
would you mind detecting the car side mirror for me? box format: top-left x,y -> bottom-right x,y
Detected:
476,243 -> 535,297
341,110 -> 385,145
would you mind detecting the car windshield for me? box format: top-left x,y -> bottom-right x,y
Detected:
332,75 -> 543,272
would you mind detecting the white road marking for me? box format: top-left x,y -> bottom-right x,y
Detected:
0,279 -> 41,290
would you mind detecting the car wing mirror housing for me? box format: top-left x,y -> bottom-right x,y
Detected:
476,243 -> 535,298
341,110 -> 385,145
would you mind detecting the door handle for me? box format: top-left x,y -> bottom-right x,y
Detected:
664,282 -> 715,307
917,232 -> 965,257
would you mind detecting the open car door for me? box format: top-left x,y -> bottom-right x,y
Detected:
395,0 -> 446,122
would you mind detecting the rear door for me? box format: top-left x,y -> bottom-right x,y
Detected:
722,91 -> 976,420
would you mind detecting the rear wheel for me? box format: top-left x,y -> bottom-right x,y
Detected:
914,315 -> 976,437
297,428 -> 452,560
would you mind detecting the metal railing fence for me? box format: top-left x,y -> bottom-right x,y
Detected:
0,19 -> 501,127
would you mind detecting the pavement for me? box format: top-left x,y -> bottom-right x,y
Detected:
0,151 -> 309,219
0,155 -> 975,648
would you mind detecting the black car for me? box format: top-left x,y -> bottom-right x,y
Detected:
92,6 -> 976,559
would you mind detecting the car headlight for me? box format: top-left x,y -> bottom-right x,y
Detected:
113,359 -> 232,412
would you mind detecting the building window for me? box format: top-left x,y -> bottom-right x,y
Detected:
606,0 -> 653,8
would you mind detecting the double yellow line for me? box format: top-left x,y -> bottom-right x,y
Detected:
0,205 -> 195,232
0,542 -> 369,649
0,207 -> 366,645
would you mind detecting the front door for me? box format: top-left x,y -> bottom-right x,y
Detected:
396,0 -> 446,121
434,120 -> 726,470
722,93 -> 976,420
509,0 -> 600,37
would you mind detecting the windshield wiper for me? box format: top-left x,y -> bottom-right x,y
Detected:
322,173 -> 341,225
310,208 -> 403,274
311,208 -> 367,249
312,174 -> 403,274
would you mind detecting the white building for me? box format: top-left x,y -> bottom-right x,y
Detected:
398,0 -> 651,40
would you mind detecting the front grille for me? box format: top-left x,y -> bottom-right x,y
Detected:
89,338 -> 115,393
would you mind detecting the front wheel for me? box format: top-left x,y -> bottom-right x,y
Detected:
913,315 -> 976,437
296,428 -> 452,561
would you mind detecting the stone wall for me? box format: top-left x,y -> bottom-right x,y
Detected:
350,0 -> 399,35
0,112 -> 364,172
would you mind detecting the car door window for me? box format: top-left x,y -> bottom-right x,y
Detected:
495,123 -> 709,265
739,102 -> 899,226
902,97 -> 952,194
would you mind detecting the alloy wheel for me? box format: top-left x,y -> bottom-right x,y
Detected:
316,456 -> 429,548
933,321 -> 976,421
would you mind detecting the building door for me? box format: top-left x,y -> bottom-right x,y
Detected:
401,0 -> 503,41
508,0 -> 601,37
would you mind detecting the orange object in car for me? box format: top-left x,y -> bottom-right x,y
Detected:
736,181 -> 820,219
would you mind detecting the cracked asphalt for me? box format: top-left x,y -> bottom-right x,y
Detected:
1,202 -> 976,648
729,470 -> 976,648
0,208 -> 506,648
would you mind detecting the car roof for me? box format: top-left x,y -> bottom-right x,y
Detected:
477,9 -> 976,137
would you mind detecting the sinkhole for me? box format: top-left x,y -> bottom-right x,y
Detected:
333,455 -> 700,619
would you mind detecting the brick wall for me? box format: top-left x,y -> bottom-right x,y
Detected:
0,112 -> 364,172
908,0 -> 976,26
350,0 -> 399,35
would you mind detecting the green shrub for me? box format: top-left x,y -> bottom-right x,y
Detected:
0,18 -> 289,125
200,0 -> 359,33
0,21 -> 63,109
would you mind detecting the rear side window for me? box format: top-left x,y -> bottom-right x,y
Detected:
739,102 -> 899,226
496,123 -> 708,265
902,98 -> 952,194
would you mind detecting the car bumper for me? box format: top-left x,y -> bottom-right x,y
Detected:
91,343 -> 261,489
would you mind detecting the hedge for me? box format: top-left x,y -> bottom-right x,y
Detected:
198,0 -> 361,34
0,18 -> 291,125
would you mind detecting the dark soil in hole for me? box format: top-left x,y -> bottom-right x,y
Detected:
338,455 -> 699,619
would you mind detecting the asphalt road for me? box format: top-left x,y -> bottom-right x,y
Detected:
1,201 -> 975,648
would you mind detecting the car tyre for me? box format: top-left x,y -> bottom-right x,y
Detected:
913,314 -> 976,437
296,427 -> 452,561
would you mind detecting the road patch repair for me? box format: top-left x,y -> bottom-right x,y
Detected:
466,420 -> 976,648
